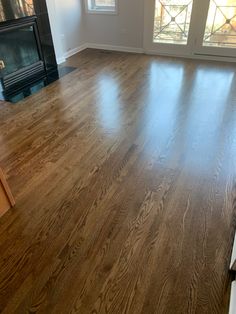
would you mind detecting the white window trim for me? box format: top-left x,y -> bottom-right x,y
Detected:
85,0 -> 118,15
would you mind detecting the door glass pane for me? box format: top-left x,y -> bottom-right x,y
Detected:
203,0 -> 236,48
153,0 -> 193,44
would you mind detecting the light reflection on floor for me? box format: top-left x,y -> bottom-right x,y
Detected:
96,73 -> 122,135
94,58 -> 236,179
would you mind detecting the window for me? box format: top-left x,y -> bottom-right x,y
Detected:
86,0 -> 117,13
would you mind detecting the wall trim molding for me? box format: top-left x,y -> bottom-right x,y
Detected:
61,43 -> 144,62
86,43 -> 144,54
64,43 -> 88,59
143,49 -> 236,63
56,57 -> 66,65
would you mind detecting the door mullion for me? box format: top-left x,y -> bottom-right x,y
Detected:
192,0 -> 211,53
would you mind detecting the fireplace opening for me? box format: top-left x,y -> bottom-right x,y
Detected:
0,16 -> 47,101
0,22 -> 40,75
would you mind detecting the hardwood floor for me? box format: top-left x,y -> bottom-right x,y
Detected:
0,49 -> 236,313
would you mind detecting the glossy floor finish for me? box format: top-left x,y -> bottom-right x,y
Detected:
0,49 -> 236,313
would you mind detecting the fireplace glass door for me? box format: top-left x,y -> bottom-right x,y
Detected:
0,24 -> 40,76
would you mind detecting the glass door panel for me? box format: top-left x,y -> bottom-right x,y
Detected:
153,0 -> 193,45
203,0 -> 236,48
143,0 -> 195,56
144,0 -> 236,59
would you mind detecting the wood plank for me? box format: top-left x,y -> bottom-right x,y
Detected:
0,49 -> 235,313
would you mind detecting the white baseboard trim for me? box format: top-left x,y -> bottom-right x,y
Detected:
62,43 -> 144,61
143,49 -> 236,63
86,43 -> 144,54
64,43 -> 88,59
56,57 -> 66,65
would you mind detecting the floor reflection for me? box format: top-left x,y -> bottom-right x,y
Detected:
133,59 -> 236,178
142,62 -> 184,151
183,67 -> 235,175
96,74 -> 121,135
138,60 -> 187,168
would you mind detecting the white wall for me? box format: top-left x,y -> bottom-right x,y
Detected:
59,0 -> 85,56
46,0 -> 145,63
46,0 -> 85,63
84,0 -> 144,49
46,0 -> 65,63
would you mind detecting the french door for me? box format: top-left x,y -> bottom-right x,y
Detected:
144,0 -> 236,60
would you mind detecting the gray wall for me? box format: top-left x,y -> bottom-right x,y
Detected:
84,0 -> 144,48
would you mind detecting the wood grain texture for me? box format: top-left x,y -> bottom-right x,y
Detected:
0,49 -> 236,313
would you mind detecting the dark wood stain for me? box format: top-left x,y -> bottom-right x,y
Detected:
0,49 -> 236,314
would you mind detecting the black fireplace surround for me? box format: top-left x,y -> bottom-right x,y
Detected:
0,0 -> 59,102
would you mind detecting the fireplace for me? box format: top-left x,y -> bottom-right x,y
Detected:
0,16 -> 46,95
0,0 -> 59,103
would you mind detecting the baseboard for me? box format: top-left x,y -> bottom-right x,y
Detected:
56,57 -> 66,65
143,49 -> 236,63
64,43 -> 88,59
86,43 -> 144,54
62,43 -> 144,60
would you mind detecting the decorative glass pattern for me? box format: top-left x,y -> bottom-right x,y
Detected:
203,0 -> 236,47
153,0 -> 193,44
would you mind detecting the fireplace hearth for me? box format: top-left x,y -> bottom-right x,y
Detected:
0,0 -> 59,103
